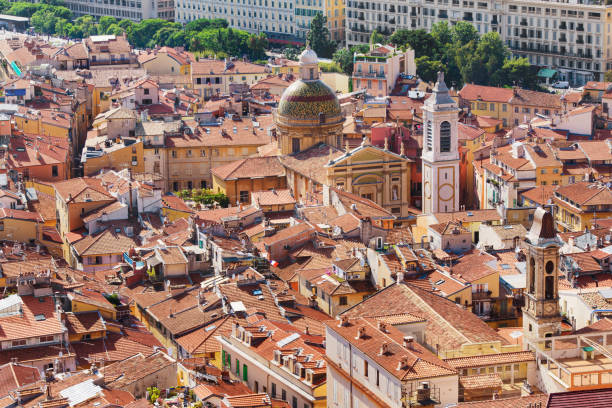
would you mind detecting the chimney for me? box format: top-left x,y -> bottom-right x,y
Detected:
355,326 -> 366,339
338,315 -> 349,327
377,321 -> 388,333
397,356 -> 410,371
221,370 -> 231,382
379,342 -> 389,355
403,336 -> 414,349
396,271 -> 404,285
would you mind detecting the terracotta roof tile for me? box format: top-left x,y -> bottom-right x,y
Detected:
0,295 -> 64,342
252,189 -> 296,207
64,311 -> 105,335
457,394 -> 547,407
0,363 -> 40,398
161,195 -> 194,213
459,373 -> 502,389
212,156 -> 285,180
343,283 -> 507,351
327,317 -> 456,380
444,351 -> 535,369
459,84 -> 514,103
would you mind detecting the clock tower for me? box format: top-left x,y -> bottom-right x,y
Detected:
522,207 -> 563,350
421,72 -> 459,214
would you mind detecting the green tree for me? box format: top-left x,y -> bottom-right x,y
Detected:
151,25 -> 182,47
128,19 -> 170,48
185,18 -> 227,33
500,57 -> 539,89
416,56 -> 444,83
390,29 -> 438,57
147,387 -> 160,404
98,16 -> 117,34
333,48 -> 353,75
105,23 -> 125,36
369,30 -> 386,46
431,22 -> 452,48
306,13 -> 336,58
8,2 -> 44,18
605,71 -> 612,82
73,15 -> 98,37
451,21 -> 479,47
31,10 -> 63,34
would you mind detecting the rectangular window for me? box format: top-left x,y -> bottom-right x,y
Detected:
364,360 -> 368,377
235,358 -> 240,375
282,389 -> 287,401
239,191 -> 249,203
271,383 -> 277,398
339,296 -> 348,305
52,165 -> 58,177
242,364 -> 248,381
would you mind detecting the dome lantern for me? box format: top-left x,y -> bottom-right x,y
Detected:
299,44 -> 319,81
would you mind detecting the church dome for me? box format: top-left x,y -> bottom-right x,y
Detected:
299,47 -> 318,65
277,80 -> 342,120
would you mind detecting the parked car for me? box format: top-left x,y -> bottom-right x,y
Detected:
552,81 -> 570,89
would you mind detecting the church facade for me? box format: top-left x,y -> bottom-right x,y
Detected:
275,48 -> 413,226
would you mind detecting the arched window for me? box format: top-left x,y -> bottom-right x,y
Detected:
440,121 -> 451,152
426,121 -> 433,151
529,257 -> 535,294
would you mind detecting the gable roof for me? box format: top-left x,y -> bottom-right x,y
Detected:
72,228 -> 139,256
212,156 -> 285,180
54,178 -> 114,203
342,283 -> 508,351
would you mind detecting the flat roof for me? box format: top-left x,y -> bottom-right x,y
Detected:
0,14 -> 29,22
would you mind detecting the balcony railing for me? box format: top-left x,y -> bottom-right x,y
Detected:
353,71 -> 386,79
472,290 -> 493,301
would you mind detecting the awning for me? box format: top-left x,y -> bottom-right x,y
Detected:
538,68 -> 557,78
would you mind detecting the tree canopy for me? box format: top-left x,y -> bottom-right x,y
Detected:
386,22 -> 541,89
306,13 -> 336,58
0,5 -> 269,60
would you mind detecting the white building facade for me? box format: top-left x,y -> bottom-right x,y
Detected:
65,0 -> 175,21
345,0 -> 612,85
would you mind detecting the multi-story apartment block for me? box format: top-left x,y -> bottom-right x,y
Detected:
65,0 -> 175,21
352,44 -> 416,97
345,0 -> 612,85
177,0 -> 344,46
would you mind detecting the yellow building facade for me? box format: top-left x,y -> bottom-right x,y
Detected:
82,141 -> 145,176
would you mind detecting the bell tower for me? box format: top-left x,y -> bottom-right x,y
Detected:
421,72 -> 460,214
522,207 -> 562,350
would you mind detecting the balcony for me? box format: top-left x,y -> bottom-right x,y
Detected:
472,290 -> 493,301
438,12 -> 448,18
463,13 -> 473,21
520,20 -> 528,26
560,22 -> 567,30
353,71 -> 386,79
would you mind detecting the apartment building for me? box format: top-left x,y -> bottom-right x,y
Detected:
352,44 -> 416,97
345,0 -> 612,85
65,0 -> 175,21
325,316 -> 458,407
177,0 -> 344,45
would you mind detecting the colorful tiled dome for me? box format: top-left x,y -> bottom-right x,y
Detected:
277,80 -> 342,120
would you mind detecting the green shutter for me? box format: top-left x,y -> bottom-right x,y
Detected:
222,350 -> 226,367
236,359 -> 240,375
243,364 -> 248,381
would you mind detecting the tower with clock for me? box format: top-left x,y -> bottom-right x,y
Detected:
522,207 -> 563,350
421,71 -> 460,214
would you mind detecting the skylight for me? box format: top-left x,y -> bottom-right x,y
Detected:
34,314 -> 46,321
